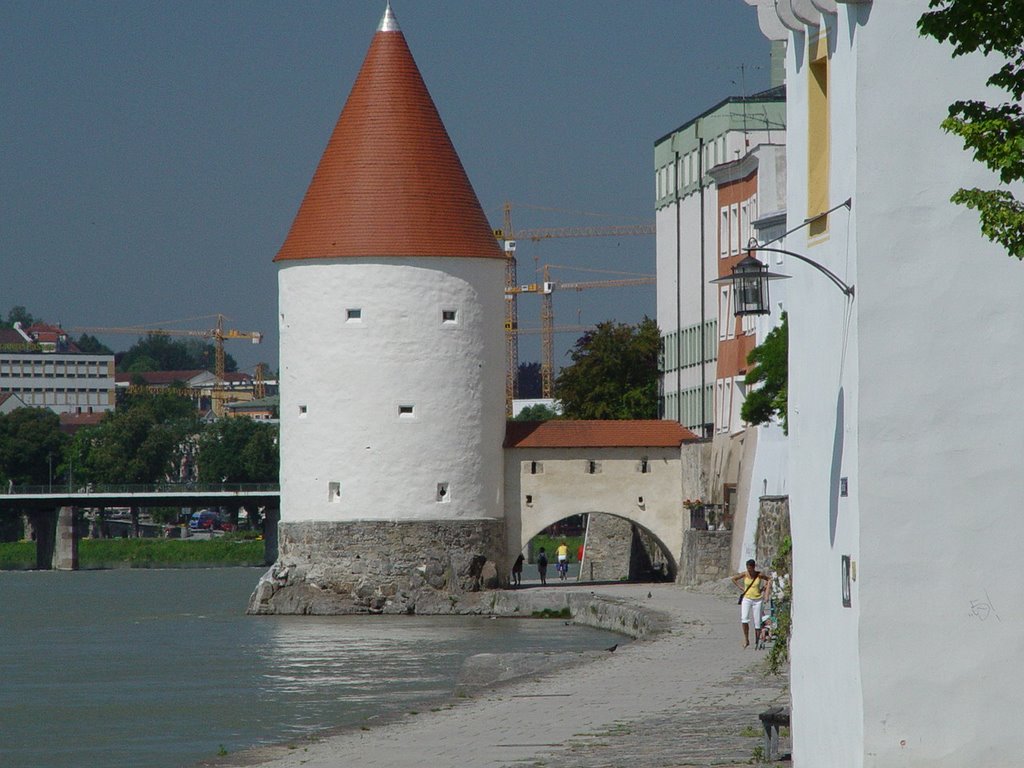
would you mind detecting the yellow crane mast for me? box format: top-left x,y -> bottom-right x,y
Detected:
508,267 -> 655,397
494,202 -> 656,410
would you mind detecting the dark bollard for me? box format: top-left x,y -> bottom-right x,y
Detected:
29,509 -> 58,570
262,507 -> 280,565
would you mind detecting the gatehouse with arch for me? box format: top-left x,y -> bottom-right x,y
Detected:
503,420 -> 706,580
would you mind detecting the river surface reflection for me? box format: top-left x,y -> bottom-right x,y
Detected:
0,567 -> 620,768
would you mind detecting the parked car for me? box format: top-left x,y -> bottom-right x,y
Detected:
188,510 -> 234,532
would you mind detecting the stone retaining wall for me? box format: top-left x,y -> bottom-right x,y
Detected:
755,495 -> 790,571
677,529 -> 732,586
247,519 -> 506,615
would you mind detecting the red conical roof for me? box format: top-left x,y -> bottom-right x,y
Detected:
274,6 -> 502,262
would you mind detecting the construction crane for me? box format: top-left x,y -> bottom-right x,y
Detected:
508,266 -> 656,397
494,202 -> 656,411
74,314 -> 262,412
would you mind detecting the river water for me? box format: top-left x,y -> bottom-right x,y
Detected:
0,568 -> 619,768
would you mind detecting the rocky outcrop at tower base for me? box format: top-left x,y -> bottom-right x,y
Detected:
247,519 -> 506,615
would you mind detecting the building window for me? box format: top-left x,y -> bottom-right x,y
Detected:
730,204 -> 740,254
719,287 -> 734,341
436,482 -> 450,502
441,309 -> 458,325
525,494 -> 533,506
328,482 -> 341,502
346,308 -> 362,323
586,460 -> 601,475
298,404 -> 308,418
530,461 -> 543,475
740,202 -> 750,249
720,208 -> 729,257
638,458 -> 651,474
398,404 -> 415,418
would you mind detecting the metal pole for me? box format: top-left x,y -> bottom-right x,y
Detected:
698,136 -> 707,436
674,149 -> 682,423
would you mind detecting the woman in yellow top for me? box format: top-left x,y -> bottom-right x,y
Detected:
555,542 -> 570,580
731,559 -> 770,648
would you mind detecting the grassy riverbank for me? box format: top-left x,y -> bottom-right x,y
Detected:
0,537 -> 265,570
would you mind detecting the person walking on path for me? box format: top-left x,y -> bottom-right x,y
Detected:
732,559 -> 770,648
511,553 -> 524,587
536,548 -> 548,585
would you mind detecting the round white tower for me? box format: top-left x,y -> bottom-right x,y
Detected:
251,4 -> 507,614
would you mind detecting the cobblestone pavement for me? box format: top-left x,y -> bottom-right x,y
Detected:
526,667 -> 790,768
227,583 -> 791,768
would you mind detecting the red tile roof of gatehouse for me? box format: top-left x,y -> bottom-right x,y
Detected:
274,5 -> 502,263
504,420 -> 699,449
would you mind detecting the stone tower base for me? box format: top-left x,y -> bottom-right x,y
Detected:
247,519 -> 506,615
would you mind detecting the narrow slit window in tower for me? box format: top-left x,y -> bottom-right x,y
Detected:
436,482 -> 450,502
328,482 -> 341,502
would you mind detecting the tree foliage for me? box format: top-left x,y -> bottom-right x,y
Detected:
741,312 -> 788,433
117,334 -> 237,373
74,333 -> 114,355
517,362 -> 543,399
196,418 -> 278,483
918,0 -> 1024,259
553,318 -> 660,420
1,306 -> 39,328
513,403 -> 560,422
0,408 -> 67,486
71,392 -> 198,485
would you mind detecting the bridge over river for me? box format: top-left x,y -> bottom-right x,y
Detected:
0,484 -> 279,570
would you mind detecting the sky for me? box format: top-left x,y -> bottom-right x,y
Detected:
1,1 -> 772,375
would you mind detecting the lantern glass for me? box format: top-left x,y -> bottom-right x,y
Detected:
732,257 -> 769,315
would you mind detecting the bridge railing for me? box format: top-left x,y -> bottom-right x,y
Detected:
4,483 -> 280,495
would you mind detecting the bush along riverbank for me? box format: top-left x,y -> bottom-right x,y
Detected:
0,536 -> 265,570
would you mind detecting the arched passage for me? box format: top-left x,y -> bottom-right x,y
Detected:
519,510 -> 677,583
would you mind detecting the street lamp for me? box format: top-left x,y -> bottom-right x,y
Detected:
711,239 -> 855,316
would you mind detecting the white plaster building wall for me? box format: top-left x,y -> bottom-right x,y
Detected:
655,184 -> 718,428
736,143 -> 790,570
278,257 -> 505,524
778,3 -> 1024,766
504,447 -> 684,568
781,13 -> 863,766
854,4 -> 1024,763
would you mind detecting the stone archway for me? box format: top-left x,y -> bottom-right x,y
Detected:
520,511 -> 677,583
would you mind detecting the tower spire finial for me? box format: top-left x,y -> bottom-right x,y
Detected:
378,2 -> 399,32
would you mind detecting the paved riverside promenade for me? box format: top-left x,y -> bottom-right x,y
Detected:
227,582 -> 790,768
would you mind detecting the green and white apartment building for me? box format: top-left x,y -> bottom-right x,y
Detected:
654,86 -> 785,434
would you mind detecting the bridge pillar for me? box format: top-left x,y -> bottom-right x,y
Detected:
262,507 -> 280,566
28,509 -> 57,570
53,507 -> 79,571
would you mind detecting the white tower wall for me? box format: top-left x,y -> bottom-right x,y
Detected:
278,257 -> 505,524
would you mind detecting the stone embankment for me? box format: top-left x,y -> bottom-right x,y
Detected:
219,581 -> 790,768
